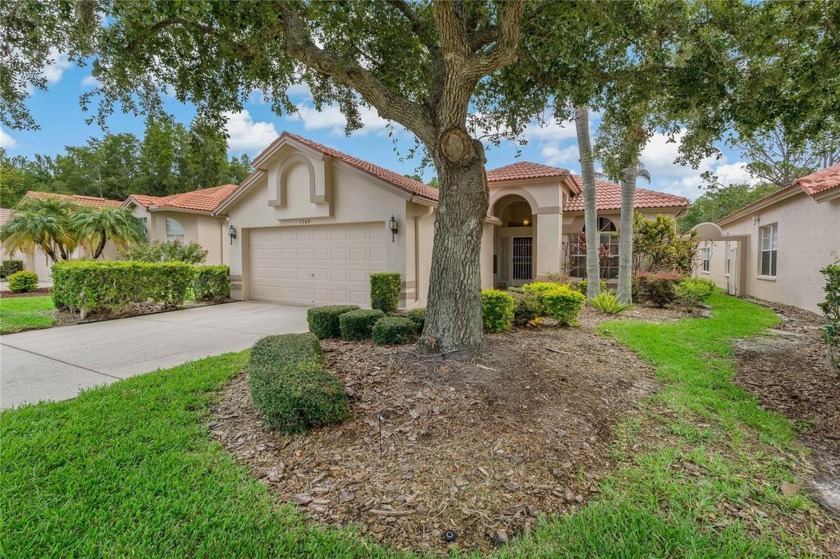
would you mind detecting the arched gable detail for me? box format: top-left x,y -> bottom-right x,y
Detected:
268,153 -> 323,207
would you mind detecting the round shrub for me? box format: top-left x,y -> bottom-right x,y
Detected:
370,272 -> 401,313
372,316 -> 417,344
510,291 -> 541,326
636,271 -> 683,307
0,259 -> 24,279
307,305 -> 360,339
540,284 -> 586,326
482,289 -> 515,333
406,307 -> 425,332
8,271 -> 38,293
249,333 -> 348,434
675,277 -> 717,307
339,309 -> 387,340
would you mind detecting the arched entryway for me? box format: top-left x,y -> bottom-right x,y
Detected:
692,222 -> 750,296
491,194 -> 535,287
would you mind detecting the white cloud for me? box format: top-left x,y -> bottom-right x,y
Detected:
541,144 -> 578,167
42,48 -> 72,85
290,102 -> 389,136
224,110 -> 279,153
522,119 -> 578,143
81,74 -> 100,88
1,128 -> 17,149
286,83 -> 311,98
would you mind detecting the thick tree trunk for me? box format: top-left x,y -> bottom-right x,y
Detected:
617,166 -> 637,305
418,129 -> 489,354
575,106 -> 601,299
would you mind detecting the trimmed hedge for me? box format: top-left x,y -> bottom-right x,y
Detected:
0,260 -> 24,279
370,272 -> 401,313
339,309 -> 386,340
52,261 -> 194,318
8,271 -> 38,293
249,333 -> 348,434
307,305 -> 360,339
372,316 -> 417,345
194,265 -> 230,301
636,271 -> 683,307
406,307 -> 426,332
482,289 -> 515,333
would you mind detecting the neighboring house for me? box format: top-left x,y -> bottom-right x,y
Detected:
214,132 -> 688,308
123,184 -> 238,266
0,192 -> 122,279
693,163 -> 840,314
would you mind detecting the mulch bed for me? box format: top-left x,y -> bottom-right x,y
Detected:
0,287 -> 52,298
210,306 -> 681,554
733,299 -> 840,517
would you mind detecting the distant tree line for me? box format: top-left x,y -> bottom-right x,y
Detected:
1,117 -> 252,206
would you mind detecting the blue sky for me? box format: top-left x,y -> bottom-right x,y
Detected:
0,57 -> 757,201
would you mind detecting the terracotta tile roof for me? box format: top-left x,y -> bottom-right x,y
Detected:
274,132 -> 440,201
0,208 -> 11,228
486,161 -> 570,183
794,162 -> 840,196
128,184 -> 238,213
25,191 -> 123,208
564,175 -> 689,212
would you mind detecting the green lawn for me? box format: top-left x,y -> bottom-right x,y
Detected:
1,294 -> 834,557
0,296 -> 55,334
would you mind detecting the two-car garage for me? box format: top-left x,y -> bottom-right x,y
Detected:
248,223 -> 387,306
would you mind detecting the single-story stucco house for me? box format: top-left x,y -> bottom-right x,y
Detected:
124,184 -> 238,266
214,132 -> 689,308
693,163 -> 840,314
1,191 -> 122,279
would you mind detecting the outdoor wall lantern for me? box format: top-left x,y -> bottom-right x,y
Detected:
389,215 -> 398,242
228,224 -> 237,244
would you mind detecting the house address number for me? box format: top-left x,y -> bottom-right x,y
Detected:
299,219 -> 311,225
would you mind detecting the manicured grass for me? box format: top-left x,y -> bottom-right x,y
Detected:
0,295 -> 55,334
1,294 -> 830,557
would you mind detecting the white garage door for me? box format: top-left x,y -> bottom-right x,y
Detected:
249,223 -> 387,306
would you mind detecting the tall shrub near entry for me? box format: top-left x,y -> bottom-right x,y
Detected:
52,261 -> 194,318
819,262 -> 840,368
482,289 -> 515,333
249,333 -> 348,434
370,272 -> 401,313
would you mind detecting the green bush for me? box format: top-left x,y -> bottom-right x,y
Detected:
8,270 -> 38,293
306,305 -> 360,339
117,240 -> 208,264
510,290 -> 542,326
482,289 -> 515,333
193,265 -> 230,301
249,333 -> 348,434
339,309 -> 386,340
52,261 -> 194,318
574,278 -> 608,294
541,284 -> 586,326
818,262 -> 840,369
675,277 -> 717,307
589,290 -> 633,315
636,271 -> 684,307
535,271 -> 572,285
372,316 -> 417,345
406,307 -> 426,332
370,272 -> 401,313
0,260 -> 24,279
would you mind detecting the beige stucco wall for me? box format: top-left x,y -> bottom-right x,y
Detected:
696,192 -> 840,314
225,142 -> 417,305
130,204 -> 228,265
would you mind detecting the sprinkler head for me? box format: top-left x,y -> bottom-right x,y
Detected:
443,530 -> 457,543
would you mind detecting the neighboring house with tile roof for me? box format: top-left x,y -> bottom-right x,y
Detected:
215,131 -> 688,307
692,163 -> 840,313
123,185 -> 238,266
1,192 -> 124,280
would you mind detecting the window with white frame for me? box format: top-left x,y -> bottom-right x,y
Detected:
701,244 -> 712,272
759,223 -> 778,277
166,218 -> 185,243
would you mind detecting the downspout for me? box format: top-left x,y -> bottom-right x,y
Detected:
412,202 -> 435,306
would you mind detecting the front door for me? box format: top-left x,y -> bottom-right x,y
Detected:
727,244 -> 738,295
511,237 -> 533,286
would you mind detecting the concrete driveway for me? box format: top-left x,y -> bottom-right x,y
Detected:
0,302 -> 309,409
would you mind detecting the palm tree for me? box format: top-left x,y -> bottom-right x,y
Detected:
616,165 -> 650,305
575,106 -> 601,299
0,197 -> 78,262
71,207 -> 146,259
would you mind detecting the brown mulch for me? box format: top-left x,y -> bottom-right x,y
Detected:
210,308 -> 679,554
0,287 -> 52,298
733,299 -> 840,517
49,299 -> 233,328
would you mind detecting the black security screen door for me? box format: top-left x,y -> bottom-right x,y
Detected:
512,237 -> 533,281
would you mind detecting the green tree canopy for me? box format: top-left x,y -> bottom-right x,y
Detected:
678,183 -> 781,231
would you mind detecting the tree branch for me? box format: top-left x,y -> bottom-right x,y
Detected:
386,0 -> 438,51
467,1 -> 525,78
